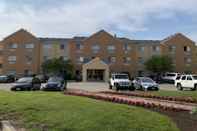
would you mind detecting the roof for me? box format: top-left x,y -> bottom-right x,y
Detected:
39,38 -> 71,45
118,37 -> 161,45
2,28 -> 38,41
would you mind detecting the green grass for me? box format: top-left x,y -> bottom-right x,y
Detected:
0,91 -> 179,131
150,90 -> 197,99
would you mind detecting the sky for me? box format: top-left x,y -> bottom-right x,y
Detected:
0,0 -> 197,41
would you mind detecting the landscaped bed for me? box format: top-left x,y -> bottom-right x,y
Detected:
0,91 -> 179,131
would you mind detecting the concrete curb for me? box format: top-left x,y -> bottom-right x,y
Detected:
1,121 -> 16,131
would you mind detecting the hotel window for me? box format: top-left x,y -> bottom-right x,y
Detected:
7,70 -> 16,75
43,56 -> 50,61
123,44 -> 131,52
25,43 -> 34,49
152,46 -> 160,52
8,56 -> 16,64
138,57 -> 144,64
92,44 -> 100,54
8,43 -> 18,49
169,45 -> 176,53
184,46 -> 191,52
185,57 -> 192,65
123,57 -> 131,64
108,56 -> 116,64
60,44 -> 65,50
44,44 -> 51,49
107,45 -> 116,54
139,46 -> 145,52
76,42 -> 84,50
76,56 -> 84,63
26,55 -> 33,64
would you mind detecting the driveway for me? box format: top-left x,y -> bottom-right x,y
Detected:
67,82 -> 177,92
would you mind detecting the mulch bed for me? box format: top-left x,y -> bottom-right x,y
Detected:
151,109 -> 197,131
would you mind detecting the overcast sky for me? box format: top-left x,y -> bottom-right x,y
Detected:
0,0 -> 197,41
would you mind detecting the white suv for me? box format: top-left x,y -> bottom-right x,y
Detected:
175,74 -> 197,91
109,73 -> 135,91
162,72 -> 180,84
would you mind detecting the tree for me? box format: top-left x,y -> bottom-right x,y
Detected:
145,55 -> 174,74
42,57 -> 74,80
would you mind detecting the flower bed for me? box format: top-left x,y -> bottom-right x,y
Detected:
65,90 -> 190,112
100,91 -> 197,103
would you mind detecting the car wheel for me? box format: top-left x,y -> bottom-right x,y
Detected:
177,84 -> 183,91
192,85 -> 197,91
109,84 -> 112,89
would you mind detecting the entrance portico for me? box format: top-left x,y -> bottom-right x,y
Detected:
82,57 -> 109,82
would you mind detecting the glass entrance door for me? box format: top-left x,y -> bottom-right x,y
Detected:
87,69 -> 104,81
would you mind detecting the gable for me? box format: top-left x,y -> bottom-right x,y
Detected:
2,29 -> 39,43
83,30 -> 119,44
161,33 -> 195,46
83,57 -> 108,69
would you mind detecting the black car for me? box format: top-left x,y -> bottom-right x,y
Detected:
11,77 -> 41,91
0,75 -> 15,83
42,77 -> 66,91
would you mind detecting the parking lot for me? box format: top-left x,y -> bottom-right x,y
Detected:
0,82 -> 177,92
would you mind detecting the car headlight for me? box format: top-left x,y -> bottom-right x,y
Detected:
58,83 -> 62,87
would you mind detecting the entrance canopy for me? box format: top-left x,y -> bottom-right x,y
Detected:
82,57 -> 109,82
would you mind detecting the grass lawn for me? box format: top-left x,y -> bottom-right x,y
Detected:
0,91 -> 179,131
150,90 -> 197,99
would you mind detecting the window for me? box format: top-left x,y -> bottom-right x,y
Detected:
185,57 -> 192,63
169,45 -> 176,53
138,57 -> 144,64
108,56 -> 116,63
184,46 -> 191,52
0,64 -> 3,68
25,43 -> 34,49
107,45 -> 116,53
139,46 -> 145,52
123,44 -> 131,52
44,44 -> 51,49
60,44 -> 65,50
187,76 -> 192,80
123,57 -> 131,64
8,56 -> 16,64
76,56 -> 84,63
7,70 -> 16,75
26,55 -> 33,64
8,43 -> 17,49
152,46 -> 160,52
43,56 -> 50,61
92,44 -> 100,54
76,42 -> 83,50
181,76 -> 186,80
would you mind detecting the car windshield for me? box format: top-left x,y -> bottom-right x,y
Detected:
192,75 -> 197,80
17,77 -> 33,83
141,78 -> 154,83
48,77 -> 63,82
115,75 -> 129,79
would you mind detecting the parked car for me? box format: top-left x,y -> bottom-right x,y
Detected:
41,76 -> 66,91
133,77 -> 159,91
109,73 -> 135,91
11,77 -> 41,91
0,75 -> 15,83
174,74 -> 197,91
162,72 -> 181,84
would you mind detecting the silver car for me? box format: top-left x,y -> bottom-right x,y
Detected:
133,77 -> 159,91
